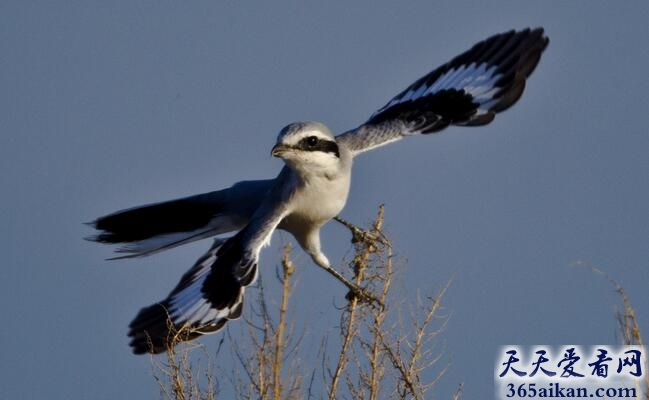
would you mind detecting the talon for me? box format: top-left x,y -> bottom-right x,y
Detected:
345,286 -> 383,308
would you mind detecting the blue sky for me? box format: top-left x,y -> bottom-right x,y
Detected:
2,1 -> 648,398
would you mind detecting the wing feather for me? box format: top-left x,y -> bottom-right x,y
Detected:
127,170 -> 294,354
336,28 -> 549,156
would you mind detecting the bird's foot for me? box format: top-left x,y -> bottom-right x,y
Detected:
344,284 -> 384,309
313,260 -> 383,308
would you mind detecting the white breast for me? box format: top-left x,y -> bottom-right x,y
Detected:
279,166 -> 351,236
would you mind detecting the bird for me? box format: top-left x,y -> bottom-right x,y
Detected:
88,28 -> 549,354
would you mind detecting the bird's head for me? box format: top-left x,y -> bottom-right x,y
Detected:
271,121 -> 342,177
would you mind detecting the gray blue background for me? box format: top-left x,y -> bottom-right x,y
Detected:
2,1 -> 648,398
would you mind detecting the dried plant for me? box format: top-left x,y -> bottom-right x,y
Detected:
228,243 -> 303,400
151,327 -> 219,400
153,206 -> 456,399
574,261 -> 648,399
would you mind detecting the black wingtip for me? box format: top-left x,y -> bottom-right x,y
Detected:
83,234 -> 98,243
82,221 -> 100,242
124,233 -> 255,355
366,28 -> 549,134
128,302 -> 174,355
127,300 -> 231,355
84,220 -> 98,228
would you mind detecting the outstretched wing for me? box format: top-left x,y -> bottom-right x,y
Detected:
128,169 -> 294,354
87,179 -> 274,258
336,28 -> 549,156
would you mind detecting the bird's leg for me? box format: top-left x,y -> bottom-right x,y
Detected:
314,261 -> 382,307
310,251 -> 382,308
334,216 -> 377,243
305,220 -> 385,307
333,215 -> 386,247
331,213 -> 392,308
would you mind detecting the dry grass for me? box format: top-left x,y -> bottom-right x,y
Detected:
228,243 -> 303,400
327,206 -> 451,400
149,220 -> 649,399
574,261 -> 648,399
151,336 -> 218,400
152,206 -> 456,399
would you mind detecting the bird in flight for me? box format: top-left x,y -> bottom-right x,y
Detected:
89,28 -> 549,354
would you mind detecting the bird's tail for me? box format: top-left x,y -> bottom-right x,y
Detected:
86,180 -> 272,258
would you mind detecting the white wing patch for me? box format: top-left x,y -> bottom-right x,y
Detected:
165,241 -> 246,329
376,62 -> 502,118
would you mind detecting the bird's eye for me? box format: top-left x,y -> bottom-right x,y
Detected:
306,136 -> 318,146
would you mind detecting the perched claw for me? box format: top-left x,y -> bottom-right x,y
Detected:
345,285 -> 384,309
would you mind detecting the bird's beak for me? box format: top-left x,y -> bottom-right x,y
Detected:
271,143 -> 289,157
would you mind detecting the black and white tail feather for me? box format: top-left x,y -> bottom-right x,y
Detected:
88,28 -> 548,354
96,170 -> 292,354
87,179 -> 273,259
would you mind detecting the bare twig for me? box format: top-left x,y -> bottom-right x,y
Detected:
149,205 -> 458,399
573,261 -> 648,399
453,382 -> 464,400
273,244 -> 295,400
